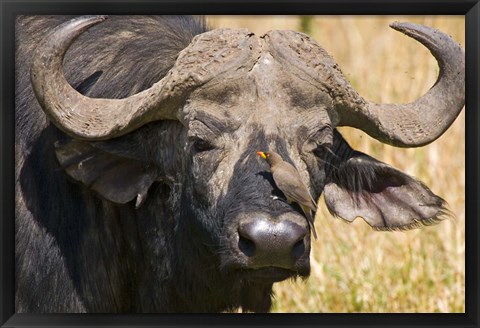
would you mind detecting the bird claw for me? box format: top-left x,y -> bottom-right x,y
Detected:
271,195 -> 288,203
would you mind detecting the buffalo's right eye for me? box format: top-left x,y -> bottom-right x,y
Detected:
191,137 -> 215,153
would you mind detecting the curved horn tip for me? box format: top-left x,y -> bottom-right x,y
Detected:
37,15 -> 109,51
388,21 -> 458,46
389,21 -> 421,32
56,15 -> 109,35
388,21 -> 432,38
75,15 -> 109,24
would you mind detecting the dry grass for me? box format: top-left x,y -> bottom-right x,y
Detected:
207,16 -> 465,313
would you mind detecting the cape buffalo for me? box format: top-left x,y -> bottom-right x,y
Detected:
15,15 -> 464,313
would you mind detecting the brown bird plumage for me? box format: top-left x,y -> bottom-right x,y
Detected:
257,150 -> 318,239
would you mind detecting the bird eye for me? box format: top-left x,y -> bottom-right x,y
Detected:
191,137 -> 215,153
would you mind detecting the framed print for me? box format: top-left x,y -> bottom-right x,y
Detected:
1,1 -> 478,327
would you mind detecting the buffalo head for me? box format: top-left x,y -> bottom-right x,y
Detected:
29,16 -> 464,311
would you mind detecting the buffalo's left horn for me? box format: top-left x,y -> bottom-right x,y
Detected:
31,15 -> 259,140
338,22 -> 464,147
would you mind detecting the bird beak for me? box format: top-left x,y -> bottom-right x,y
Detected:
256,151 -> 267,159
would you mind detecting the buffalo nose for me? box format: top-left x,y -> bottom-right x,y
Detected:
237,218 -> 308,269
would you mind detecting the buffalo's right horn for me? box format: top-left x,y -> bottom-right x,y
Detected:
31,15 -> 259,140
30,15 -> 182,140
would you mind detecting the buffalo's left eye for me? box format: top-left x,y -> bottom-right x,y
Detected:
191,137 -> 215,153
313,144 -> 330,160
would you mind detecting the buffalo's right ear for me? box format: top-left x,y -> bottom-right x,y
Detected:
323,150 -> 449,231
54,139 -> 158,208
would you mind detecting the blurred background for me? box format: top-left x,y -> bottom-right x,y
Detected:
207,16 -> 465,313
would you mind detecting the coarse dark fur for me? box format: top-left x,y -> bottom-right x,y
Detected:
16,15 -> 216,313
16,15 -> 302,313
15,16 -> 451,313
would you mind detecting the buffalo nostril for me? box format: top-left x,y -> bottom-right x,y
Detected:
237,219 -> 265,258
292,239 -> 305,261
238,234 -> 256,257
237,218 -> 308,268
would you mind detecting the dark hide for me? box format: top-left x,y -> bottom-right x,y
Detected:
170,129 -> 310,312
15,16 -> 450,313
16,15 -> 208,312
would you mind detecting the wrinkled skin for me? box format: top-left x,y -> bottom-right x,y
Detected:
16,16 -> 460,313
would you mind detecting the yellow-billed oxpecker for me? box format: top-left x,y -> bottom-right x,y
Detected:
257,151 -> 318,240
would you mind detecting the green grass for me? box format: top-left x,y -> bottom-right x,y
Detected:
207,16 -> 465,313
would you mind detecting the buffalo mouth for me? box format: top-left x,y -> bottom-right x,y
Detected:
243,267 -> 297,282
239,266 -> 310,283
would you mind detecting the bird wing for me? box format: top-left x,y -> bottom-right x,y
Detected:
272,163 -> 317,211
301,204 -> 318,240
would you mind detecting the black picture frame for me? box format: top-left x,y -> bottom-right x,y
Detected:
1,1 -> 478,327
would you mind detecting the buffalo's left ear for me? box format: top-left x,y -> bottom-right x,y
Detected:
54,139 -> 157,208
323,151 -> 449,230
